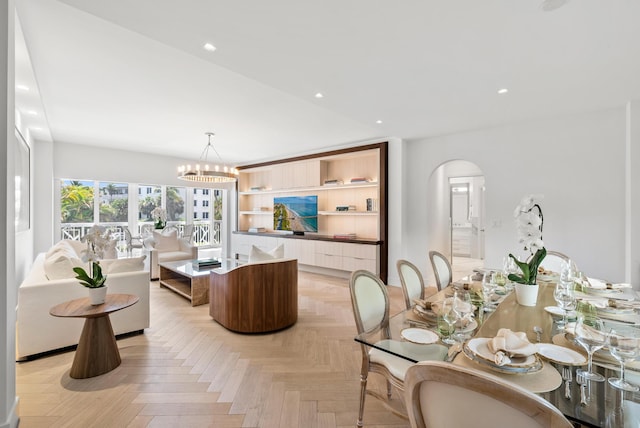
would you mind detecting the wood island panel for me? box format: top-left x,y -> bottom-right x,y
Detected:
210,259 -> 298,333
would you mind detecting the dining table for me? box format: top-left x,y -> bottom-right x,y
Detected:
354,277 -> 640,428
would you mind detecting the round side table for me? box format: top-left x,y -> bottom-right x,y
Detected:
50,293 -> 139,379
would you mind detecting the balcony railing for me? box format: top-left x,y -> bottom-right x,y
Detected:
60,220 -> 222,247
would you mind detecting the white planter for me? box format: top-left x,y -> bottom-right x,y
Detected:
88,286 -> 108,305
515,283 -> 539,307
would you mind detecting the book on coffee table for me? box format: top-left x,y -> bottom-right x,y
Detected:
192,258 -> 222,269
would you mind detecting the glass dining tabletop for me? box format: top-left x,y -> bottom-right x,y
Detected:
354,281 -> 640,428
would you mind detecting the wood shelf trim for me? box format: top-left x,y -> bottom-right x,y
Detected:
317,211 -> 378,216
239,211 -> 273,215
159,279 -> 193,301
239,182 -> 378,195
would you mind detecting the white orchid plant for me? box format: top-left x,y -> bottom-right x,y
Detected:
150,207 -> 167,229
508,195 -> 546,285
81,225 -> 113,262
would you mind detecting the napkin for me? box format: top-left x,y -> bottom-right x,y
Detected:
486,328 -> 536,366
586,278 -> 632,290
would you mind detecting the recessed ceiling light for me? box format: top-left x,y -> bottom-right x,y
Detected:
26,110 -> 38,116
315,93 -> 324,98
376,120 -> 383,124
203,43 -> 217,52
497,88 -> 509,95
16,84 -> 29,91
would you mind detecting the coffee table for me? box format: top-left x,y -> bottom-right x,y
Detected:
49,294 -> 139,379
158,259 -> 220,306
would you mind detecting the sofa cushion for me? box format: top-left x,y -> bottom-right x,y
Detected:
249,244 -> 284,263
153,230 -> 180,251
100,255 -> 146,274
157,251 -> 194,263
43,248 -> 87,280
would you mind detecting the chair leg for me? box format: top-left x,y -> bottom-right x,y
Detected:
357,372 -> 367,427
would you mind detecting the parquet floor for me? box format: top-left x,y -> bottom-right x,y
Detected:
16,272 -> 412,428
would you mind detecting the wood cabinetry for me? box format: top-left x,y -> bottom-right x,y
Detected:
235,143 -> 388,281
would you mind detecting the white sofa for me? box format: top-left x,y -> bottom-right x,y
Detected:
17,239 -> 150,360
145,229 -> 198,280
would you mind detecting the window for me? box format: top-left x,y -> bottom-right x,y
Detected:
203,200 -> 209,207
99,181 -> 128,223
194,212 -> 197,219
194,200 -> 197,206
203,212 -> 209,219
61,180 -> 94,223
138,185 -> 161,222
203,189 -> 209,195
166,186 -> 186,223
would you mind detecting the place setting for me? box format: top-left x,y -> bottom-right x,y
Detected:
403,291 -> 478,346
457,327 -> 565,393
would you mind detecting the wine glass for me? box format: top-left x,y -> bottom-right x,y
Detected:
607,331 -> 640,391
575,313 -> 607,382
482,272 -> 496,312
553,283 -> 576,326
437,298 -> 458,345
453,291 -> 474,341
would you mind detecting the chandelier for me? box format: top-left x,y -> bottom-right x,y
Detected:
177,132 -> 238,183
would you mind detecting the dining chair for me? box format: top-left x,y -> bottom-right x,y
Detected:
397,259 -> 426,310
404,361 -> 573,428
428,251 -> 452,291
349,269 -> 413,427
122,226 -> 144,256
539,250 -> 575,273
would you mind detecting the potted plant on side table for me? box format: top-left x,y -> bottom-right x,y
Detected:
74,261 -> 108,305
508,195 -> 546,306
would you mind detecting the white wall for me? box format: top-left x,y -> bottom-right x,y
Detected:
404,108 -> 627,283
1,1 -> 19,426
628,101 -> 640,286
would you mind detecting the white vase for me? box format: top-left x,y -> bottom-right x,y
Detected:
88,286 -> 108,305
515,283 -> 539,307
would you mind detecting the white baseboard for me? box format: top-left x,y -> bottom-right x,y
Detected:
0,397 -> 19,428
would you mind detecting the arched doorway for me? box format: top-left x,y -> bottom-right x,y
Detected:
427,160 -> 485,280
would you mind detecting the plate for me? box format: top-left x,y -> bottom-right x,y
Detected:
456,318 -> 478,333
400,328 -> 439,345
597,305 -> 636,315
536,343 -> 586,365
463,338 -> 542,374
544,306 -> 577,319
583,287 -> 622,296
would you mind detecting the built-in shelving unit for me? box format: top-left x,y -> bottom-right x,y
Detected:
234,142 -> 388,281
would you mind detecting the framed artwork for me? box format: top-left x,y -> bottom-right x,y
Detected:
15,129 -> 30,232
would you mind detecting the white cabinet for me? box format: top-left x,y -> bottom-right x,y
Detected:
314,241 -> 344,270
342,243 -> 378,273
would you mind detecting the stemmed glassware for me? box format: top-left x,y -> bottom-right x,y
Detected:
482,272 -> 496,312
575,311 -> 607,382
453,291 -> 473,342
437,298 -> 458,345
607,330 -> 640,391
554,283 -> 577,326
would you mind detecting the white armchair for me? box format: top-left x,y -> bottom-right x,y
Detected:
145,229 -> 197,280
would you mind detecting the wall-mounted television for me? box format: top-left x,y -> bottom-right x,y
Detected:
273,195 -> 318,232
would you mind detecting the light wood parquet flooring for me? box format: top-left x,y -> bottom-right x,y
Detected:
16,271 -> 412,428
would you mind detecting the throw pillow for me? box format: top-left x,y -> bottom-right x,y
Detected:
248,244 -> 284,263
43,250 -> 86,280
153,230 -> 180,251
100,255 -> 147,274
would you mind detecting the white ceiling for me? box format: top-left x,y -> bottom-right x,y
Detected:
15,0 -> 640,165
